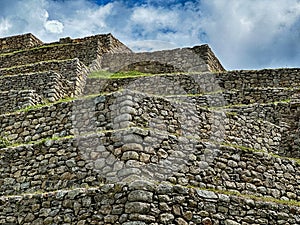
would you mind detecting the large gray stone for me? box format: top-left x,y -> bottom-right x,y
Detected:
196,189 -> 218,200
125,202 -> 150,214
128,190 -> 153,202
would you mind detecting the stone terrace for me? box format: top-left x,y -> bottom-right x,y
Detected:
0,33 -> 299,224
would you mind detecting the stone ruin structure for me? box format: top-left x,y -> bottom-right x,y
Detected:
0,33 -> 299,224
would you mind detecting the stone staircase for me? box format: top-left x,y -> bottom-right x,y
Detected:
0,33 -> 299,224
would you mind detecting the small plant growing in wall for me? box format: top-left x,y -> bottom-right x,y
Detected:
0,136 -> 10,149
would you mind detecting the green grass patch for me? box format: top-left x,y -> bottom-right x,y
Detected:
0,43 -> 73,57
89,70 -> 154,79
221,142 -> 264,153
0,59 -> 74,72
14,96 -> 75,114
0,136 -> 11,149
17,43 -> 71,54
270,152 -> 300,166
225,111 -> 237,117
4,135 -> 75,149
222,142 -> 300,165
24,103 -> 48,111
202,187 -> 300,207
88,70 -> 232,80
208,98 -> 291,110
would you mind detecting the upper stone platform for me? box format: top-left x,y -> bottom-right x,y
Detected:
0,32 -> 226,114
0,33 -> 132,71
101,44 -> 225,73
0,33 -> 43,54
0,33 -> 225,73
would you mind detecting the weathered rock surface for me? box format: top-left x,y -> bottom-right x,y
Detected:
0,33 -> 299,224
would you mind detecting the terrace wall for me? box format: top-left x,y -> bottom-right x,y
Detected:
85,69 -> 300,97
0,90 -> 43,114
0,71 -> 72,102
0,33 -> 43,54
0,34 -> 132,69
0,181 -> 299,225
0,126 -> 299,204
0,58 -> 89,97
0,90 -> 281,157
217,68 -> 300,89
100,45 -> 225,73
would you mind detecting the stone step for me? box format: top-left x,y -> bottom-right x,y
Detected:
0,33 -> 132,69
100,44 -> 225,73
0,90 -> 283,156
0,71 -> 73,102
0,181 -> 299,224
84,73 -> 224,96
0,92 -> 118,145
219,68 -> 300,89
0,58 -> 84,77
0,44 -> 83,69
84,71 -> 300,98
0,58 -> 88,97
0,90 -> 43,114
0,33 -> 43,54
165,87 -> 299,107
227,101 -> 300,158
0,126 -> 299,202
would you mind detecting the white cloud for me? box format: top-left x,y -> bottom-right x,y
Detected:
88,3 -> 113,28
0,0 -> 113,41
44,20 -> 64,34
0,18 -> 12,35
0,0 -> 299,69
54,2 -> 113,38
131,7 -> 179,31
127,39 -> 177,52
121,3 -> 204,52
200,0 -> 300,69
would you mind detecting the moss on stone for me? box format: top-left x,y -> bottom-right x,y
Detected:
88,70 -> 154,79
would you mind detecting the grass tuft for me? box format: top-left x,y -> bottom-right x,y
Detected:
0,136 -> 11,149
89,70 -> 154,79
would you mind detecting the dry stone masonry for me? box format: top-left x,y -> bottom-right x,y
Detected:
100,45 -> 225,73
0,33 -> 299,224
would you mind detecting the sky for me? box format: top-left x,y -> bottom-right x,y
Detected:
0,0 -> 299,70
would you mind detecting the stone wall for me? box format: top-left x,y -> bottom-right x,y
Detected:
193,44 -> 225,72
0,34 -> 132,69
84,73 -> 223,96
100,45 -> 225,73
218,68 -> 300,89
0,133 -> 299,224
85,69 -> 300,97
0,42 -> 96,69
0,33 -> 43,54
85,76 -> 298,108
83,72 -> 300,158
0,32 -> 299,224
0,58 -> 89,97
0,90 -> 282,154
58,33 -> 132,54
0,125 -> 299,200
165,87 -> 297,109
282,99 -> 300,158
118,61 -> 181,74
228,101 -> 300,158
0,181 -> 299,225
0,90 -> 43,114
223,87 -> 297,105
0,71 -> 72,102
